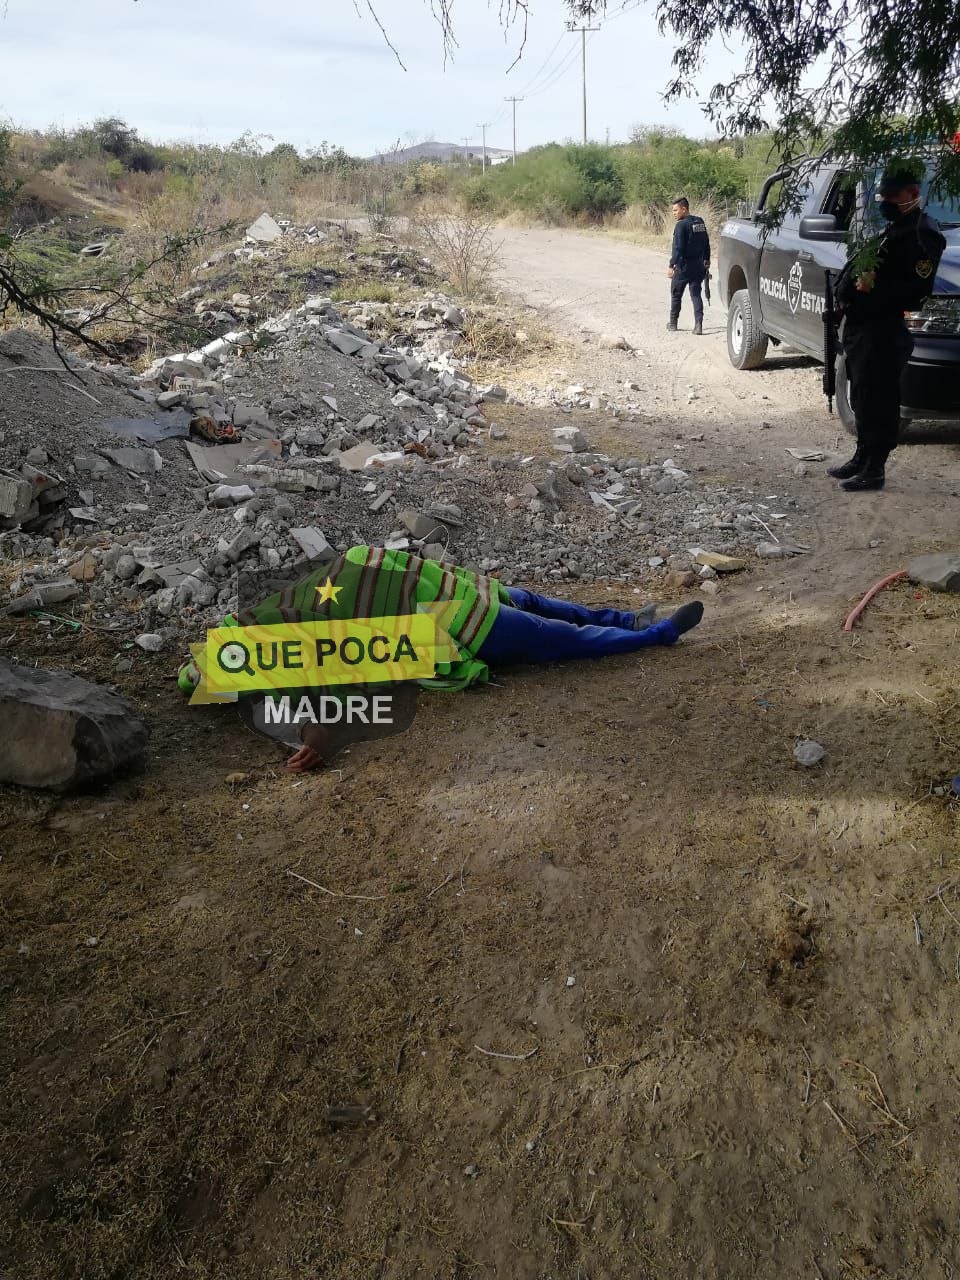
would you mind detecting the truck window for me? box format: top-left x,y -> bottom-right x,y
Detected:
759,177 -> 814,231
821,173 -> 857,231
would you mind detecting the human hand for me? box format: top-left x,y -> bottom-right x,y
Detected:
287,722 -> 332,772
855,270 -> 876,293
667,267 -> 675,278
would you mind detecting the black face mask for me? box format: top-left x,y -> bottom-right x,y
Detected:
878,200 -> 901,220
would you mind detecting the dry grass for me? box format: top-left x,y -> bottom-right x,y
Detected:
606,197 -> 726,250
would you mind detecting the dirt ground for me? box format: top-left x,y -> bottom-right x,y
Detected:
3,227 -> 960,1280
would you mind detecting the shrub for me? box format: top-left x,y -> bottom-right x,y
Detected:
410,205 -> 501,296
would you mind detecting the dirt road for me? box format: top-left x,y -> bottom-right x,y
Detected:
494,224 -> 960,592
3,228 -> 960,1280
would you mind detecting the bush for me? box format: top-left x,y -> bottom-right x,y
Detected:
410,205 -> 501,296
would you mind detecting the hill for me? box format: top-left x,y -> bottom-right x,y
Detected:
369,140 -> 512,164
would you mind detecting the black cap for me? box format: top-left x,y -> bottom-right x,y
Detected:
878,158 -> 925,195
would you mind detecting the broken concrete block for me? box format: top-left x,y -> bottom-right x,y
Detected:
210,484 -> 256,507
0,659 -> 149,790
354,413 -> 381,435
0,471 -> 35,523
289,527 -> 334,560
156,390 -> 183,409
232,402 -> 271,430
135,633 -> 164,653
907,552 -> 960,593
337,442 -> 381,472
399,511 -> 446,541
324,328 -> 368,357
222,529 -> 260,564
369,490 -> 394,513
4,580 -> 80,615
392,391 -> 421,412
246,212 -> 283,243
693,551 -> 747,573
552,426 -> 589,454
100,447 -> 162,475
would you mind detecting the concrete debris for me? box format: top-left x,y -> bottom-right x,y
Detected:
693,551 -> 747,573
756,541 -> 810,559
100,447 -> 162,475
552,426 -> 590,454
246,212 -> 284,244
290,527 -> 335,560
135,632 -> 164,652
907,552 -> 960,593
0,659 -> 150,790
4,579 -> 80,615
0,221 -> 815,653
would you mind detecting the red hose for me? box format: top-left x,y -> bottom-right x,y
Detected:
842,570 -> 908,632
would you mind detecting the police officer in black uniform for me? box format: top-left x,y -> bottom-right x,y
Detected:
667,196 -> 711,334
828,160 -> 946,492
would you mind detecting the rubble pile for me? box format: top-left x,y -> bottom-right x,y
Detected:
0,218 -> 809,655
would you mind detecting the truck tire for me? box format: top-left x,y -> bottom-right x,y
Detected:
727,289 -> 768,370
835,354 -> 856,436
835,349 -> 908,437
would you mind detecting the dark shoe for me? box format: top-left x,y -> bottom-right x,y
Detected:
668,601 -> 704,636
666,321 -> 678,331
827,448 -> 865,479
693,323 -> 703,335
840,463 -> 886,491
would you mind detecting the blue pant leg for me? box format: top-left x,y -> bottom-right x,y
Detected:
478,604 -> 679,666
506,586 -> 638,630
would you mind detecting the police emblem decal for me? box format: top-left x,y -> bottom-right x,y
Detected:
916,259 -> 934,279
787,260 -> 803,315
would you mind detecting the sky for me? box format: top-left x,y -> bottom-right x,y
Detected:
0,0 -> 740,155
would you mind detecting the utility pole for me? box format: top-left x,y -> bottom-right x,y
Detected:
476,122 -> 490,173
566,21 -> 600,144
505,96 -> 523,165
461,135 -> 471,166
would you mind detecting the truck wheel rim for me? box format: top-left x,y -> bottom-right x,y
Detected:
732,309 -> 744,352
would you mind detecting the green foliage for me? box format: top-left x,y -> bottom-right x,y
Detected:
565,0 -> 960,201
476,133 -> 763,223
0,125 -> 16,223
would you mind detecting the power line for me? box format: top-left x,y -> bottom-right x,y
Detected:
512,30 -> 567,97
522,39 -> 585,100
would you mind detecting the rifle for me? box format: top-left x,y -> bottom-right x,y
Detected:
822,267 -> 839,412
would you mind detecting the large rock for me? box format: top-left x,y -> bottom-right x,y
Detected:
0,661 -> 149,790
908,552 -> 960,593
246,213 -> 283,244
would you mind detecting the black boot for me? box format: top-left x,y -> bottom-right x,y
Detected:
693,321 -> 703,335
668,601 -> 704,636
827,445 -> 865,479
840,455 -> 886,491
666,319 -> 678,331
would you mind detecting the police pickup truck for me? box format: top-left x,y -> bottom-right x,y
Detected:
718,160 -> 960,431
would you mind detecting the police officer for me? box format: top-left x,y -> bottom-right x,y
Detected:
828,160 -> 946,491
667,196 -> 711,334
